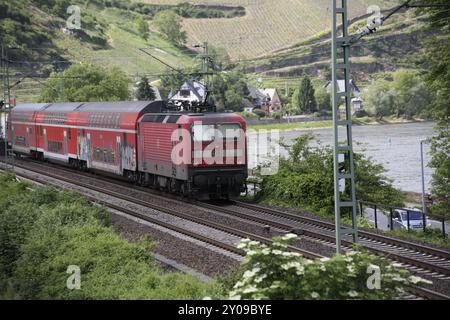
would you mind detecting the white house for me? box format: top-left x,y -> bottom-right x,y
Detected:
169,80 -> 207,105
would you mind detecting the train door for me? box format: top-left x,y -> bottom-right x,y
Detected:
116,136 -> 122,173
86,133 -> 91,167
43,128 -> 47,151
26,126 -> 31,149
63,130 -> 68,155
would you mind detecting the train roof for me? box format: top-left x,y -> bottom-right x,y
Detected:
12,103 -> 50,113
13,101 -> 164,114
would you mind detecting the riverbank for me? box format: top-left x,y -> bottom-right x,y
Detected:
247,116 -> 428,132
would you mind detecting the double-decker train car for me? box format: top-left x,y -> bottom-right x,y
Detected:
8,100 -> 247,199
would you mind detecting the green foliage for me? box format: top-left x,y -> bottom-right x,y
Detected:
103,0 -> 245,20
153,10 -> 187,46
226,235 -> 430,300
315,89 -> 331,112
291,74 -> 317,114
38,64 -> 130,102
363,79 -> 396,120
135,15 -> 149,40
0,0 -> 60,60
391,228 -> 450,250
210,70 -> 249,112
0,174 -> 216,299
136,76 -> 156,100
252,109 -> 267,119
392,70 -> 431,119
257,135 -> 404,216
428,122 -> 450,222
363,70 -> 432,120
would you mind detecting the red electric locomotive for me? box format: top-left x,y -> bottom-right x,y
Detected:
8,100 -> 247,200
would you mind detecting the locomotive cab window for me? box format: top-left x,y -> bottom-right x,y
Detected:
192,123 -> 242,142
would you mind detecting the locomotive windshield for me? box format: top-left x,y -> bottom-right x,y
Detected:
193,123 -> 242,142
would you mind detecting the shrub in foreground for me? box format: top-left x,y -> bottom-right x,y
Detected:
227,234 -> 431,300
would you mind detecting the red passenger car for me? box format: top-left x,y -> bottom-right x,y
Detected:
9,100 -> 247,199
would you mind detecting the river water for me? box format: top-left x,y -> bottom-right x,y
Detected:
249,122 -> 436,193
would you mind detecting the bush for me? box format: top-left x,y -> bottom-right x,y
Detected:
257,135 -> 404,216
0,174 -> 217,300
253,109 -> 267,118
227,235 -> 430,300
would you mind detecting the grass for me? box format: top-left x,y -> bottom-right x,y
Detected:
247,116 -> 423,132
248,120 -> 332,132
390,229 -> 450,250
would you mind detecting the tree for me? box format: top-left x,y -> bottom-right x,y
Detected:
292,74 -> 317,114
392,70 -> 431,119
153,10 -> 187,46
209,70 -> 248,111
315,89 -> 331,113
363,79 -> 395,120
135,15 -> 149,40
136,76 -> 156,100
257,135 -> 404,216
290,89 -> 301,115
38,64 -> 130,102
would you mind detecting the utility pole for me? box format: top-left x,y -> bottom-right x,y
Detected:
329,0 -> 450,253
194,42 -> 210,88
420,139 -> 428,231
331,0 -> 358,253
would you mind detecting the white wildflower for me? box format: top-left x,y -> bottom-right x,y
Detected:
272,250 -> 283,255
320,257 -> 330,262
243,286 -> 259,294
236,242 -> 247,249
296,265 -> 305,275
270,281 -> 281,289
311,292 -> 319,299
229,292 -> 242,300
408,275 -> 432,285
348,290 -> 359,298
254,274 -> 267,283
391,273 -> 406,282
319,264 -> 326,272
283,233 -> 298,241
346,265 -> 355,274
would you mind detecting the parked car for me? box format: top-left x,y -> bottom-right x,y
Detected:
388,208 -> 431,231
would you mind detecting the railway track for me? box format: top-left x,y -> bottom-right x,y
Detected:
2,159 -> 449,300
205,201 -> 450,278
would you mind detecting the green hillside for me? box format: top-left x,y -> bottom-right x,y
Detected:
1,0 -> 200,103
243,9 -> 438,93
139,0 -> 399,59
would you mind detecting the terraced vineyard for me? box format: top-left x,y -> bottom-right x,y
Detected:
139,0 -> 398,59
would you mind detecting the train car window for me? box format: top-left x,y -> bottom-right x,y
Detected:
167,115 -> 181,124
193,124 -> 216,142
68,129 -> 72,140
